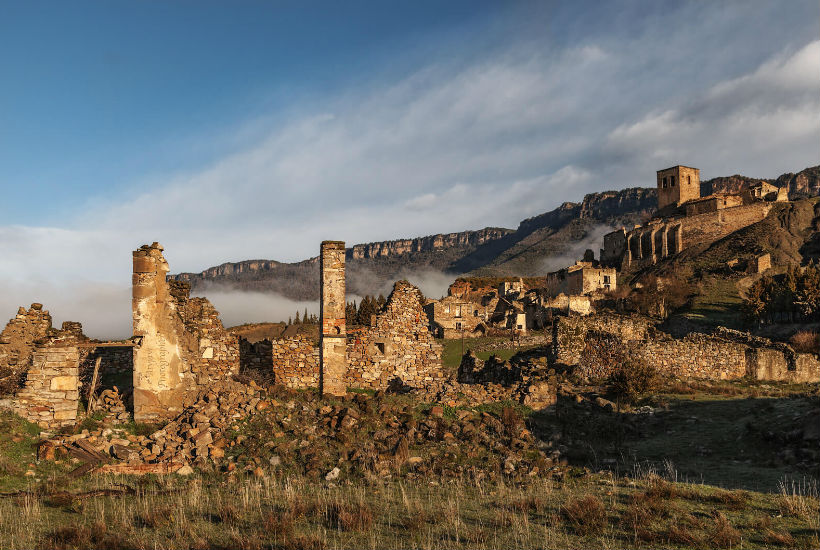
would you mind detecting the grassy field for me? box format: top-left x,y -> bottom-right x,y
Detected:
679,276 -> 745,329
440,337 -> 537,370
0,377 -> 817,548
0,468 -> 815,549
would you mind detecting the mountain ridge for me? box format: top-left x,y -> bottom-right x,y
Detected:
173,165 -> 820,299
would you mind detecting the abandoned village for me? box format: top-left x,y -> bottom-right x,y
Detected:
0,163 -> 816,479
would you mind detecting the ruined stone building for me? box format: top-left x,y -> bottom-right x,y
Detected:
552,313 -> 820,383
132,243 -> 239,421
424,295 -> 490,338
548,260 -> 616,297
601,165 -> 787,270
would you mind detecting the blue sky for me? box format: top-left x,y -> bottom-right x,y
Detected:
0,0 -> 818,336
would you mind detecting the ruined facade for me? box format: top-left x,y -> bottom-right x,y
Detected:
347,280 -> 444,389
132,243 -> 238,422
424,295 -> 489,338
319,241 -> 347,396
602,165 -> 786,270
241,281 -> 443,391
549,261 -> 616,296
601,203 -> 773,269
552,313 -> 820,383
0,304 -> 53,394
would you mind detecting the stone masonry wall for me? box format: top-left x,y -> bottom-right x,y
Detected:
250,281 -> 445,391
15,345 -> 79,428
0,304 -> 53,394
555,313 -> 820,383
602,202 -> 773,269
346,280 -> 444,390
552,313 -> 654,366
239,335 -> 319,388
132,243 -> 239,422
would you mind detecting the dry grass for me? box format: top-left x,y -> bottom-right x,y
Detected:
561,494 -> 607,535
0,472 -> 813,549
326,499 -> 374,531
709,511 -> 742,548
790,330 -> 819,353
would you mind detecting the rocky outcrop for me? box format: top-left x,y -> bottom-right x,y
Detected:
517,188 -> 657,238
701,174 -> 771,196
775,166 -> 820,198
350,228 -> 512,260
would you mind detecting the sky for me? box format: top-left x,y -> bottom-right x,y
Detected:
0,0 -> 818,337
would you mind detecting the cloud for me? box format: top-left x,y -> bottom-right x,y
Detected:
0,5 -> 818,337
0,282 -> 131,341
190,285 -> 317,328
604,40 -> 820,178
540,224 -> 614,274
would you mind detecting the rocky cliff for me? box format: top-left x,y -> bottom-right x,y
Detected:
350,228 -> 513,260
174,165 -> 819,304
775,166 -> 820,198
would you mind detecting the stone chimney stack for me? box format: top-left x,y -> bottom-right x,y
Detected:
132,242 -> 184,422
319,241 -> 347,396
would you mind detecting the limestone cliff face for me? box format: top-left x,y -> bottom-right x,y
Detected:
775,166 -> 820,198
517,188 -> 656,236
701,175 -> 770,196
350,228 -> 512,260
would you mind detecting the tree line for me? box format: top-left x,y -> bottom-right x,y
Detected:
345,294 -> 386,327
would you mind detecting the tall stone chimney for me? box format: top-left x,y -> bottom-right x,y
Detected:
319,241 -> 347,396
132,242 -> 186,422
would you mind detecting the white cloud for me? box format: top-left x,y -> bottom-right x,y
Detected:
0,9 -> 817,338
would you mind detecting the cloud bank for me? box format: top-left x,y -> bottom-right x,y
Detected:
0,3 -> 817,338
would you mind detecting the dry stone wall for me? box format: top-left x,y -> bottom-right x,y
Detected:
0,304 -> 54,394
240,335 -> 319,388
554,313 -> 820,383
244,281 -> 444,391
346,281 -> 444,389
132,243 -> 238,422
15,345 -> 79,429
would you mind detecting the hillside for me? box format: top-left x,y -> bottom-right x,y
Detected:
174,166 -> 820,300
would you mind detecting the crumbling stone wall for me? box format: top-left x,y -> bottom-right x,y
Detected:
0,304 -> 53,394
320,241 -> 347,396
555,313 -> 820,383
552,313 -> 654,366
240,335 -> 319,388
602,202 -> 773,269
132,243 -> 238,422
15,344 -> 79,429
347,281 -> 445,389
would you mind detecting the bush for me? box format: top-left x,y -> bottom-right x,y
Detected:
789,330 -> 819,353
608,357 -> 658,404
562,495 -> 607,535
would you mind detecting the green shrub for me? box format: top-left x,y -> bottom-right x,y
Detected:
607,357 -> 658,404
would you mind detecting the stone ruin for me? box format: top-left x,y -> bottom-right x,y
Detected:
319,241 -> 347,396
0,240 -> 449,430
552,313 -> 820,383
0,304 -> 53,394
132,243 -> 239,421
240,244 -> 445,392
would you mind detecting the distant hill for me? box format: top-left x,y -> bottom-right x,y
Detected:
173,166 -> 819,300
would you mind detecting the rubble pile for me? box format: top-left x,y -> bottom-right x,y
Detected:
413,350 -> 560,410
40,381 -> 565,482
94,387 -> 130,423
